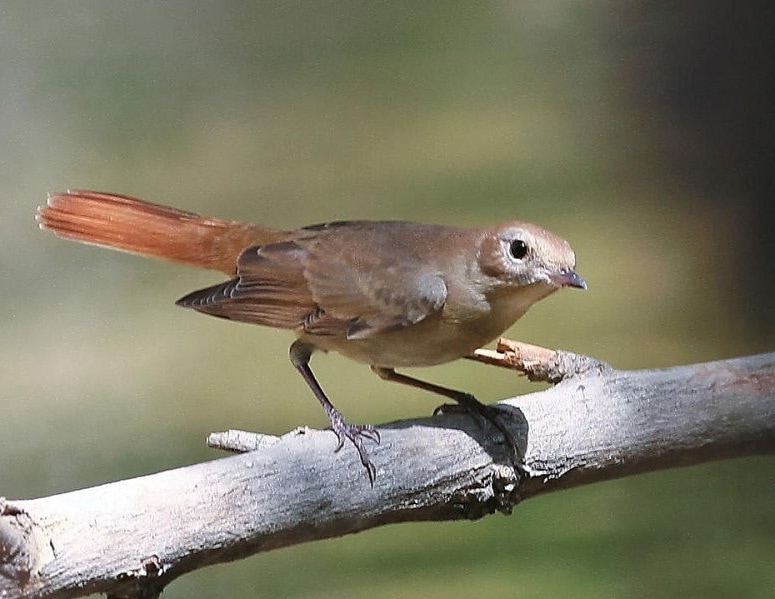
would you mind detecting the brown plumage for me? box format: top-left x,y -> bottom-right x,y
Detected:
39,190 -> 290,274
37,190 -> 586,483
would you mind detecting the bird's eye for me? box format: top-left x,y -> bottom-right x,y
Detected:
509,239 -> 528,260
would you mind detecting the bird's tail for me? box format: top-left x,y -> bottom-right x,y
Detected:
36,190 -> 288,275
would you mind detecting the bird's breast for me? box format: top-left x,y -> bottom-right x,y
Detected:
301,282 -> 556,368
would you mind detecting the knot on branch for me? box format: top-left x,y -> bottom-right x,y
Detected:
1,498 -> 54,592
449,464 -> 522,519
109,554 -> 168,599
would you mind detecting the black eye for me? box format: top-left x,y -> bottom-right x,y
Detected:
509,239 -> 528,260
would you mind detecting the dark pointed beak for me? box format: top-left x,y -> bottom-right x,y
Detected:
551,268 -> 587,290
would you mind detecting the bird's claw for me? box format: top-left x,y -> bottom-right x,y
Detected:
434,394 -> 523,467
329,417 -> 380,485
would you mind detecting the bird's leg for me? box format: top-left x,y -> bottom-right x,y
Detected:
370,366 -> 522,465
290,341 -> 380,484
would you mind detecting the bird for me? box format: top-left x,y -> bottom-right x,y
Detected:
37,190 -> 586,483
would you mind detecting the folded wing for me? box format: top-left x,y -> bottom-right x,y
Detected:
176,221 -> 448,338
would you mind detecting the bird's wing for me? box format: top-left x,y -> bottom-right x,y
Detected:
176,222 -> 448,338
298,222 -> 448,339
175,240 -> 317,330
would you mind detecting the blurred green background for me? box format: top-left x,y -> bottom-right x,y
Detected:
2,2 -> 773,597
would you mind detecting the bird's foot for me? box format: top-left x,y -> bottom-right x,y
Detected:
329,415 -> 381,485
434,393 -> 524,474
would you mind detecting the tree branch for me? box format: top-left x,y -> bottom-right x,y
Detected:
2,349 -> 773,599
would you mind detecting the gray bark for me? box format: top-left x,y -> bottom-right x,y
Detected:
1,352 -> 773,599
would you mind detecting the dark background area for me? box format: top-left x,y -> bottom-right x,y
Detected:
2,2 -> 772,597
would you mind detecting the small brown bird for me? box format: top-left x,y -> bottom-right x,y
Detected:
37,190 -> 585,482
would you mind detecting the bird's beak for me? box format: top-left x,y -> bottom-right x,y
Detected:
550,268 -> 587,289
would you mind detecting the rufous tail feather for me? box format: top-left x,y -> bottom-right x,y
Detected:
36,190 -> 289,275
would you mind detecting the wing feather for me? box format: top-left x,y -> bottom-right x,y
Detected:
300,223 -> 447,338
176,222 -> 449,338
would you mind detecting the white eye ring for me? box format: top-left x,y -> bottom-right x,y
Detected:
508,238 -> 528,260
